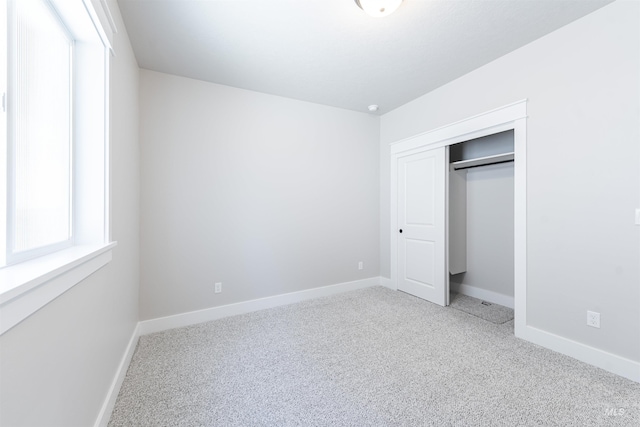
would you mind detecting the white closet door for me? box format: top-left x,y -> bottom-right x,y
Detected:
397,147 -> 448,306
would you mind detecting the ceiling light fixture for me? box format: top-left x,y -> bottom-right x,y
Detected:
355,0 -> 403,18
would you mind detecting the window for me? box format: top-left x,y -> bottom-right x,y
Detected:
8,0 -> 73,263
0,0 -> 116,335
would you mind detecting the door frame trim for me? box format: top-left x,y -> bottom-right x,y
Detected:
389,99 -> 527,338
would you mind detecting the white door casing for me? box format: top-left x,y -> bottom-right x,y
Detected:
397,147 -> 448,306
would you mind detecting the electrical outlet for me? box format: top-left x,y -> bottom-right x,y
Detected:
358,261 -> 363,270
587,311 -> 600,328
214,282 -> 222,294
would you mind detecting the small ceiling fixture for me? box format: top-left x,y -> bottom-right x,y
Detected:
368,104 -> 379,112
355,0 -> 403,18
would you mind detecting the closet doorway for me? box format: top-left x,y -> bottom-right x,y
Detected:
449,131 -> 515,309
389,100 -> 527,338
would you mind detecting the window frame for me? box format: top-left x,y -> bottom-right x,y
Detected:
0,0 -> 117,336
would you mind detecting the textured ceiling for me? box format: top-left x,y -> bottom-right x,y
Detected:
117,0 -> 613,114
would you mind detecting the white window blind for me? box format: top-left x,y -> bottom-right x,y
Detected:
11,0 -> 72,255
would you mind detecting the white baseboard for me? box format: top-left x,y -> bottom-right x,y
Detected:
380,276 -> 394,290
451,285 -> 638,382
94,323 -> 140,427
520,325 -> 640,383
452,283 -> 514,309
138,276 -> 382,336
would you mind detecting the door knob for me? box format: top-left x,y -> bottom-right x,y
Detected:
399,229 -> 403,233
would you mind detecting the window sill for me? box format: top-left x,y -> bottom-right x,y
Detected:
0,242 -> 117,335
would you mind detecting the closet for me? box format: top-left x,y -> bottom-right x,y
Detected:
448,131 -> 515,308
389,99 -> 526,334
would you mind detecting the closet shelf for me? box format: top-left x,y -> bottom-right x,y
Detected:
451,152 -> 514,170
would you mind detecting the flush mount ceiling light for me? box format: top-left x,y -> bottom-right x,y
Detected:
355,0 -> 403,18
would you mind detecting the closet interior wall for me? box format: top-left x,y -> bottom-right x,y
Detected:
449,131 -> 515,308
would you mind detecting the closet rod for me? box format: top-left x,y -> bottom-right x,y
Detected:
450,152 -> 514,171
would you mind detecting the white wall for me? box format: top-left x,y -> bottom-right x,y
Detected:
139,71 -> 379,320
381,0 -> 640,361
0,2 -> 140,426
451,162 -> 515,299
450,131 -> 515,301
